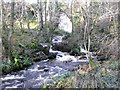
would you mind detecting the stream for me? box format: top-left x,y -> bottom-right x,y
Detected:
1,35 -> 95,89
1,13 -> 95,89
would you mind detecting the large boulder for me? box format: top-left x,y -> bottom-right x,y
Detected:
52,37 -> 81,55
52,41 -> 71,52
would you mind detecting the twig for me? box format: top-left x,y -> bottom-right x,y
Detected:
99,32 -> 117,42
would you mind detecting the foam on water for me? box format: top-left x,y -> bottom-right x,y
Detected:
36,75 -> 44,80
1,35 -> 95,88
39,43 -> 48,47
1,75 -> 25,81
52,36 -> 64,43
6,86 -> 18,88
56,54 -> 76,62
49,46 -> 62,54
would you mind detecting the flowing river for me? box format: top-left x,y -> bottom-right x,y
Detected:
1,13 -> 95,89
1,35 -> 95,89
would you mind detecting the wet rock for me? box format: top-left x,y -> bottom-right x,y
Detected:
52,42 -> 71,52
34,43 -> 57,60
52,36 -> 80,55
48,53 -> 57,59
37,66 -> 46,70
18,70 -> 25,76
51,35 -> 68,52
38,43 -> 50,55
70,48 -> 80,56
44,68 -> 49,72
31,51 -> 48,61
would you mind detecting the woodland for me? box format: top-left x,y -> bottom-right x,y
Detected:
0,0 -> 119,89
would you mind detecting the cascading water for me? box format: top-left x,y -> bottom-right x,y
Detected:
1,35 -> 95,89
1,14 -> 95,89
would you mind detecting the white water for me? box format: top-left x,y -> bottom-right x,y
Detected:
52,35 -> 64,43
1,16 -> 95,89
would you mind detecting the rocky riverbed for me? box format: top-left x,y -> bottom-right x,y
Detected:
1,35 -> 95,89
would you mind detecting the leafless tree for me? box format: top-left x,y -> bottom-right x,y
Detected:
1,0 -> 5,31
37,0 -> 43,32
7,0 -> 14,61
0,0 -> 3,75
20,0 -> 25,32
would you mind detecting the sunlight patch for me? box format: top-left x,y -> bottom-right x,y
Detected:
58,13 -> 72,33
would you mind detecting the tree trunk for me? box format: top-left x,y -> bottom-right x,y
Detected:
54,0 -> 58,13
71,0 -> 73,34
48,2 -> 53,42
27,21 -> 30,31
1,0 -> 5,31
46,0 -> 49,22
36,0 -> 44,42
1,0 -> 8,62
26,7 -> 31,31
37,0 -> 43,32
7,0 -> 14,61
44,1 -> 47,28
20,0 -> 25,32
54,0 -> 59,28
0,0 -> 3,76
